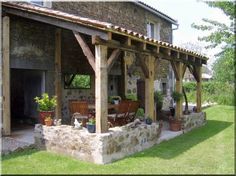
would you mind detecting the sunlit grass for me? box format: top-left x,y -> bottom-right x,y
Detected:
2,105 -> 234,174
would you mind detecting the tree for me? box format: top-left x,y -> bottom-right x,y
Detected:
191,1 -> 235,83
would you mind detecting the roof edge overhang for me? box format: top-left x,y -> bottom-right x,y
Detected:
134,1 -> 178,26
2,2 -> 208,65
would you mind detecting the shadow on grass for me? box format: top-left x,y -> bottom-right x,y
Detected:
133,119 -> 233,160
1,148 -> 40,161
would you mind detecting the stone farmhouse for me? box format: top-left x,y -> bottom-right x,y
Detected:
1,1 -> 208,164
1,1 -> 182,131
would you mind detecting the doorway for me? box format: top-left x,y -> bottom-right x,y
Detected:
10,69 -> 45,130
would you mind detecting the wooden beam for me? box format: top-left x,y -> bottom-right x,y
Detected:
145,55 -> 155,121
156,52 -> 201,67
175,62 -> 183,120
108,31 -> 112,40
55,28 -> 62,120
95,45 -> 108,133
3,6 -> 108,40
193,66 -> 200,82
74,32 -> 95,71
136,54 -> 149,78
182,64 -> 187,78
120,51 -> 126,99
125,37 -> 131,46
107,49 -> 121,72
93,36 -> 204,67
196,66 -> 202,112
2,16 -> 11,135
170,61 -> 180,81
93,35 -> 149,55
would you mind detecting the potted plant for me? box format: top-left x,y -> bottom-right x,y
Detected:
169,91 -> 183,131
145,116 -> 153,125
168,116 -> 181,131
86,117 -> 96,133
34,93 -> 57,125
154,91 -> 163,111
44,115 -> 53,126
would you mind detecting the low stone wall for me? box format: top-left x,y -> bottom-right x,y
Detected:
182,112 -> 206,133
34,122 -> 162,164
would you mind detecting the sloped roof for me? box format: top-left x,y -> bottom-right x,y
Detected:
135,1 -> 178,25
2,2 -> 208,62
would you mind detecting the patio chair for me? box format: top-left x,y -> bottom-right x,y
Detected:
126,101 -> 140,123
69,100 -> 89,127
108,101 -> 130,126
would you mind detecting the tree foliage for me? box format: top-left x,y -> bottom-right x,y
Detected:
192,1 -> 235,50
191,1 -> 235,84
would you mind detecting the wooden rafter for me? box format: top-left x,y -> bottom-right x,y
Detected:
74,32 -> 95,71
136,54 -> 149,78
93,36 -> 204,67
107,49 -> 121,72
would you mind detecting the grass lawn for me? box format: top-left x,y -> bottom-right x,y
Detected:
1,105 -> 235,174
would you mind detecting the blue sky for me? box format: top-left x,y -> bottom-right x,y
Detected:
140,0 -> 231,68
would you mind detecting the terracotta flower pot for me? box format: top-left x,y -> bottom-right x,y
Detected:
39,111 -> 54,125
45,119 -> 53,126
169,119 -> 181,131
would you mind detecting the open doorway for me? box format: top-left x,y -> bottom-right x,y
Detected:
10,69 -> 45,131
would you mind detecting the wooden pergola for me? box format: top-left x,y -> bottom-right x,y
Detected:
2,2 -> 208,134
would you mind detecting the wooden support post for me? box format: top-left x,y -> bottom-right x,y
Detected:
196,66 -> 202,112
175,62 -> 183,120
95,45 -> 108,133
2,16 -> 11,135
55,28 -> 62,120
145,55 -> 155,121
120,51 -> 126,98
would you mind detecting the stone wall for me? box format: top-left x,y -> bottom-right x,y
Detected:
34,122 -> 162,164
182,112 -> 207,133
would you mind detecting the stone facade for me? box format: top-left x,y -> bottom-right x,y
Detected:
34,122 -> 162,164
182,112 -> 207,133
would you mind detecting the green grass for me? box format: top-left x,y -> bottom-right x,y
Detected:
1,105 -> 235,174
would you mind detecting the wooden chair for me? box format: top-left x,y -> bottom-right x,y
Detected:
108,101 -> 130,126
126,101 -> 140,123
69,100 -> 89,127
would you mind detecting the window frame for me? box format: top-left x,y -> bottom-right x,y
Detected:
146,20 -> 160,40
28,0 -> 52,8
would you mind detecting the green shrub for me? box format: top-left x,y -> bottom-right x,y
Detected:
154,91 -> 163,110
34,93 -> 57,111
172,91 -> 183,102
183,82 -> 196,92
125,93 -> 137,101
136,108 -> 145,117
184,81 -> 235,106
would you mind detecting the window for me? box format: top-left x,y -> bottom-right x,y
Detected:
146,21 -> 160,40
29,1 -> 43,6
147,22 -> 155,38
64,74 -> 91,89
28,0 -> 52,8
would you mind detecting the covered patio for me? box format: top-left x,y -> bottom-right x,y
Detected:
2,2 -> 208,135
